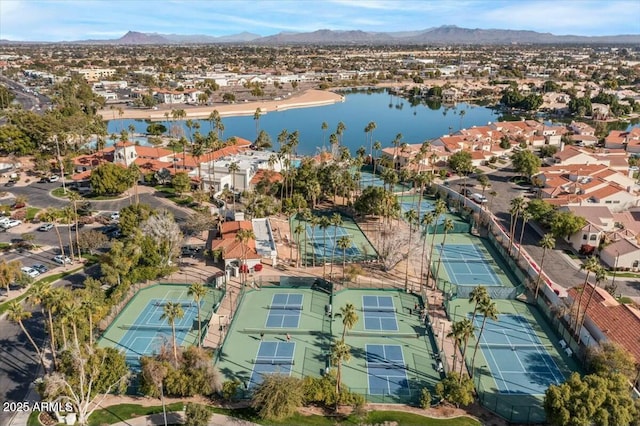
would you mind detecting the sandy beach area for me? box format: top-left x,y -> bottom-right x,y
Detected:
98,89 -> 344,121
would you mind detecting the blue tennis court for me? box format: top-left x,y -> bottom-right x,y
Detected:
366,344 -> 410,396
117,298 -> 200,368
474,314 -> 565,394
249,341 -> 295,387
362,295 -> 398,331
306,224 -> 360,259
265,293 -> 303,328
437,244 -> 502,286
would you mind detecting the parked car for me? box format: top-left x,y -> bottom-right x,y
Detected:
181,246 -> 200,258
32,264 -> 49,273
106,229 -> 121,239
4,181 -> 16,187
1,219 -> 22,229
470,193 -> 489,204
21,267 -> 40,278
48,175 -> 59,182
39,223 -> 54,232
53,255 -> 72,264
100,224 -> 119,234
38,177 -> 48,183
110,212 -> 120,221
11,202 -> 25,209
70,223 -> 85,231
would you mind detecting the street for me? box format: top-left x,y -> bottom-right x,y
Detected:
450,167 -> 640,298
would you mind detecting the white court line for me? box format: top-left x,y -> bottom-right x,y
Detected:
503,332 -> 527,372
481,328 -> 510,393
522,322 -> 565,384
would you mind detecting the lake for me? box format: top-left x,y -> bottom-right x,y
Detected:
107,89 -> 502,155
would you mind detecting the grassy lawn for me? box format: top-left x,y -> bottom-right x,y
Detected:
78,403 -> 482,426
27,411 -> 40,426
608,271 -> 640,278
563,249 -> 580,259
88,402 -> 184,426
26,207 -> 40,221
51,187 -> 70,198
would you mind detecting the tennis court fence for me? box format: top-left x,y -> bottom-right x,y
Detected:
345,387 -> 419,405
479,343 -> 554,351
120,324 -> 193,331
348,330 -> 423,339
476,375 -> 546,423
240,328 -> 315,335
253,358 -> 295,365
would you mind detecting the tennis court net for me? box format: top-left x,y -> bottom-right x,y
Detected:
361,306 -> 396,312
348,331 -> 421,338
153,301 -> 195,307
120,324 -> 192,331
439,258 -> 494,264
479,343 -> 554,351
268,304 -> 303,310
253,358 -> 295,365
367,362 -> 407,370
241,328 -> 312,335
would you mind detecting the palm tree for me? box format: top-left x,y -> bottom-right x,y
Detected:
293,223 -> 305,268
419,212 -> 435,292
161,302 -> 185,365
62,206 -> 76,262
364,121 -> 377,164
516,210 -> 532,262
329,213 -> 343,280
62,299 -> 83,349
426,200 -> 447,289
253,108 -> 262,138
447,320 -> 465,373
321,121 -> 328,153
330,339 -> 351,400
0,259 -> 22,298
318,216 -> 332,278
508,197 -> 526,256
340,303 -> 359,340
468,286 -> 489,326
80,294 -> 99,346
228,161 -> 239,212
434,218 -> 455,288
8,301 -> 47,372
457,318 -> 475,380
470,299 -> 498,378
67,191 -> 83,256
403,208 -> 419,292
372,140 -> 382,183
572,256 -> 600,335
335,236 -> 351,281
188,282 -> 207,347
309,215 -> 320,267
329,133 -> 338,159
26,280 -> 56,371
39,208 -> 67,267
235,228 -> 256,285
487,190 -> 498,212
577,265 -> 606,333
336,121 -> 346,147
535,234 -> 556,299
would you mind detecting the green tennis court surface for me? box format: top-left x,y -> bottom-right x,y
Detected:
98,283 -> 223,369
216,286 -> 441,404
438,244 -> 502,286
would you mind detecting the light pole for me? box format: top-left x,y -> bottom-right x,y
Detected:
611,251 -> 619,294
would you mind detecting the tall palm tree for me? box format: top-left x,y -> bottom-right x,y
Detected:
80,294 -> 99,346
337,236 -> 352,281
62,299 -> 83,349
293,223 -> 305,268
364,121 -> 377,164
487,190 -> 498,212
309,215 -> 320,267
426,200 -> 447,289
434,217 -> 454,289
228,161 -> 239,212
7,301 -> 47,372
62,206 -> 76,262
27,280 -> 56,371
577,265 -> 607,333
39,208 -> 67,267
372,140 -> 382,183
253,108 -> 262,138
572,256 -> 600,335
161,302 -> 185,365
403,208 -> 419,292
0,259 -> 22,298
329,213 -> 343,280
188,282 -> 207,347
516,210 -> 532,262
340,303 -> 359,340
331,339 -> 351,400
419,212 -> 435,292
508,197 -> 526,256
329,133 -> 339,159
470,299 -> 499,378
447,320 -> 465,373
458,318 -> 475,380
67,191 -> 83,256
235,228 -> 256,285
318,216 -> 332,278
336,121 -> 346,148
534,234 -> 556,299
468,286 -> 489,326
321,121 -> 328,153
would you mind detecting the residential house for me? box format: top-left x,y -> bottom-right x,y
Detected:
563,205 -> 615,253
600,238 -> 640,271
209,221 -> 262,272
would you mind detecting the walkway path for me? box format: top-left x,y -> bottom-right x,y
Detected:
109,411 -> 260,426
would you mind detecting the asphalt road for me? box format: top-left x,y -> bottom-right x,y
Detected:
0,75 -> 51,114
450,166 -> 640,298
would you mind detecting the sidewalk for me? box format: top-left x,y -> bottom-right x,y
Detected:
110,411 -> 260,426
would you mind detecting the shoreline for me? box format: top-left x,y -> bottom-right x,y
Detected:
98,89 -> 344,121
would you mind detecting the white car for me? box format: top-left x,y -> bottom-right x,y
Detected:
110,212 -> 120,221
21,267 -> 40,278
1,219 -> 22,229
53,255 -> 72,265
48,175 -> 59,182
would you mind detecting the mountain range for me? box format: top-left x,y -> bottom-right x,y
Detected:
3,26 -> 639,45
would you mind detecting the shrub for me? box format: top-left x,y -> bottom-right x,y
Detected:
251,374 -> 304,421
222,379 -> 241,401
420,388 -> 432,409
184,403 -> 212,426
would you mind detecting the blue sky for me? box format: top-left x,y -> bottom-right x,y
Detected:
1,0 -> 639,41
